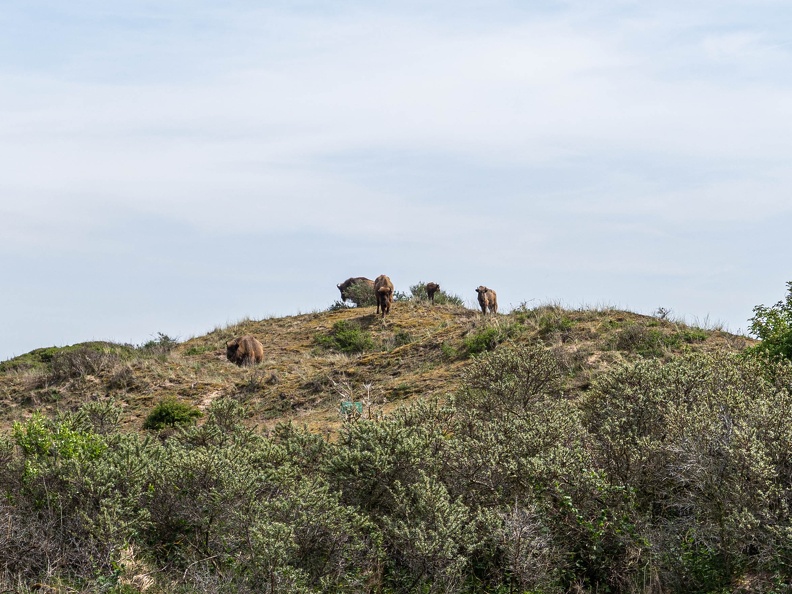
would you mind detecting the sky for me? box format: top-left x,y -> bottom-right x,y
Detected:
2,0 -> 791,360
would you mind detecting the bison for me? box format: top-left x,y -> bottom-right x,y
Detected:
374,274 -> 394,317
336,277 -> 375,306
426,282 -> 440,303
226,335 -> 264,366
475,286 -> 498,315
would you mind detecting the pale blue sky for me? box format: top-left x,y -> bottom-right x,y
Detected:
2,1 -> 791,359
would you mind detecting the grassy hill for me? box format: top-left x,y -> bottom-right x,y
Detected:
0,299 -> 751,433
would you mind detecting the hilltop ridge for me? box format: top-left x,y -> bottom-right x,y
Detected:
0,299 -> 751,433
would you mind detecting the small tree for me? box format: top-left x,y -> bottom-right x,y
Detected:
749,281 -> 792,361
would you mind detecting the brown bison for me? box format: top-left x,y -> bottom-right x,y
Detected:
426,282 -> 440,303
374,274 -> 394,317
475,286 -> 498,315
336,277 -> 375,306
226,335 -> 264,366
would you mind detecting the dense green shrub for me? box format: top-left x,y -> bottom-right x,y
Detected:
343,281 -> 377,307
461,322 -> 526,357
4,344 -> 792,591
142,397 -> 202,430
613,323 -> 666,357
462,326 -> 501,355
749,280 -> 792,361
315,320 -> 374,354
409,282 -> 464,306
0,409 -> 152,586
583,352 -> 792,590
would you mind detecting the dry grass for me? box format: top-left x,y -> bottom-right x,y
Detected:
0,301 -> 755,434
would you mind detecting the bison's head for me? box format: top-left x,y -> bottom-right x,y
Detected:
475,286 -> 488,295
226,339 -> 240,360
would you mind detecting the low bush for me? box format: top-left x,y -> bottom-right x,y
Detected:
50,346 -> 123,381
749,280 -> 792,362
409,282 -> 464,306
462,326 -> 501,355
343,281 -> 377,307
142,397 -> 203,431
315,320 -> 374,354
138,332 -> 179,356
461,321 -> 525,357
613,324 -> 666,357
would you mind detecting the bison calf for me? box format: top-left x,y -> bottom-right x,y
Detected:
374,274 -> 395,317
426,282 -> 440,303
475,286 -> 498,315
226,335 -> 264,366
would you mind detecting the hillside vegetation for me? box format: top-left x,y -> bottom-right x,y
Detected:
4,297 -> 790,594
0,300 -> 749,433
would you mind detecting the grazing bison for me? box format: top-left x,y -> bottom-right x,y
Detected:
475,286 -> 498,315
226,335 -> 264,366
336,277 -> 375,306
374,274 -> 395,317
426,282 -> 440,303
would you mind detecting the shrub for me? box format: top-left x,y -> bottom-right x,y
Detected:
582,352 -> 792,589
462,327 -> 501,355
138,332 -> 179,356
315,320 -> 374,354
343,281 -> 377,307
327,300 -> 353,311
749,280 -> 792,361
143,398 -> 202,431
462,321 -> 528,356
75,399 -> 123,435
613,324 -> 666,357
49,344 -> 128,382
409,282 -> 464,306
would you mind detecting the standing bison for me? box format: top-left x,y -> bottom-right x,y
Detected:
475,286 -> 498,315
336,277 -> 376,306
226,335 -> 264,366
426,282 -> 440,303
374,274 -> 394,317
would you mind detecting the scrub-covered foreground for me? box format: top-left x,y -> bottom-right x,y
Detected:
2,344 -> 792,592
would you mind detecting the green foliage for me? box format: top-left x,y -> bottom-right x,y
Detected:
315,320 -> 374,353
183,343 -> 216,355
12,412 -> 107,462
512,304 -> 576,342
138,332 -> 179,356
461,321 -> 525,357
614,323 -> 710,358
749,280 -> 792,361
463,326 -> 501,355
5,340 -> 792,591
613,324 -> 667,357
409,281 -> 464,306
383,472 -> 477,591
344,281 -> 377,307
142,397 -> 203,431
327,299 -> 353,311
0,342 -> 133,374
583,352 -> 792,590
